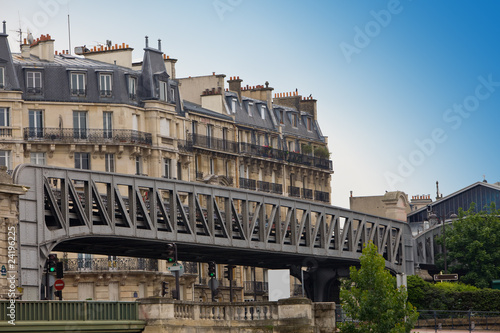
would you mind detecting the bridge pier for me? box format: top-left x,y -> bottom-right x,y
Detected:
293,265 -> 351,303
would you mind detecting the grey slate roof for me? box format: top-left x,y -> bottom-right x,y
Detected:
183,100 -> 234,121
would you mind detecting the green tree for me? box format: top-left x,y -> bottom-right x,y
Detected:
442,202 -> 500,288
339,242 -> 418,333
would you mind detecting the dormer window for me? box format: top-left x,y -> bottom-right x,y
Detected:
170,87 -> 175,102
279,110 -> 284,124
27,71 -> 42,94
159,81 -> 168,101
0,67 -> 5,89
128,76 -> 137,99
70,72 -> 86,96
291,113 -> 298,127
231,98 -> 237,113
247,102 -> 253,117
306,117 -> 312,131
99,73 -> 112,97
260,105 -> 266,120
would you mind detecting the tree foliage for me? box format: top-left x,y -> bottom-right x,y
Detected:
338,242 -> 418,333
442,202 -> 500,288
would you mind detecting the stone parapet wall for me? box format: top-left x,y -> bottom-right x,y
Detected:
139,297 -> 335,333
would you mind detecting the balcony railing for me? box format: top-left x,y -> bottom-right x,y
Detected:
0,127 -> 12,137
23,127 -> 152,146
257,180 -> 270,192
270,183 -> 283,195
289,186 -> 301,198
189,134 -> 238,154
302,188 -> 313,200
315,190 -> 329,203
71,88 -> 86,96
244,281 -> 269,294
240,177 -> 256,190
63,258 -> 158,272
239,143 -> 332,171
100,89 -> 112,97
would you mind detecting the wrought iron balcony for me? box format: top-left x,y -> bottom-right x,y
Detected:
99,89 -> 112,97
239,143 -> 333,171
315,190 -> 330,203
189,133 -> 238,154
270,183 -> 283,195
289,186 -> 301,198
257,180 -> 270,192
302,188 -> 313,200
240,177 -> 256,190
71,88 -> 86,96
244,281 -> 269,294
63,257 -> 158,272
23,127 -> 152,146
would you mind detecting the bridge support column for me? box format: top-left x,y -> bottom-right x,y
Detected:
295,265 -> 350,303
0,167 -> 28,299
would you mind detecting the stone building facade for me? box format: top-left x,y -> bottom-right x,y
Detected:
0,22 -> 332,302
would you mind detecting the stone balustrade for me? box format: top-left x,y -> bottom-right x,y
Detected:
139,297 -> 335,333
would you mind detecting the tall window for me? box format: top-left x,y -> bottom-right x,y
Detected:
260,105 -> 266,120
206,124 -> 213,148
0,151 -> 11,170
103,112 -> 112,139
70,72 -> 86,96
291,114 -> 298,127
74,152 -> 90,169
279,110 -> 284,124
135,156 -> 142,175
177,161 -> 182,180
0,67 -> 4,88
247,102 -> 253,117
73,111 -> 88,139
99,73 -> 112,97
160,118 -> 170,136
159,81 -> 168,101
105,153 -> 115,172
306,117 -> 312,131
27,71 -> 42,93
30,152 -> 46,165
231,98 -> 237,113
163,158 -> 171,179
209,157 -> 215,175
128,77 -> 137,99
29,110 -> 43,138
0,108 -> 9,127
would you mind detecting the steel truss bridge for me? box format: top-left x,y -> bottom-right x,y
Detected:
13,165 -> 414,302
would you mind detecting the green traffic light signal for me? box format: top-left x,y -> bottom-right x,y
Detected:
49,266 -> 55,272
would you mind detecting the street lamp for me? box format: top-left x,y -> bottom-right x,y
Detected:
428,211 -> 458,273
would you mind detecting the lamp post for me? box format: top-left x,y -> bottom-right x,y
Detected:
428,211 -> 458,273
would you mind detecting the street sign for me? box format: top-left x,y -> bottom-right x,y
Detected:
168,264 -> 184,275
54,279 -> 65,291
434,274 -> 458,281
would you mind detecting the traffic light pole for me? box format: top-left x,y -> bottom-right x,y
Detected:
44,261 -> 49,300
173,243 -> 180,300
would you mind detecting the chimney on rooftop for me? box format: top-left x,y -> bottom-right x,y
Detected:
2,21 -> 6,34
30,34 -> 54,62
145,36 -> 149,48
158,39 -> 161,51
21,38 -> 30,58
228,76 -> 243,101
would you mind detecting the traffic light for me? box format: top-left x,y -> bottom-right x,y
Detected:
54,290 -> 62,299
224,265 -> 234,280
208,261 -> 216,278
47,254 -> 58,273
161,281 -> 168,297
56,262 -> 64,279
165,243 -> 176,263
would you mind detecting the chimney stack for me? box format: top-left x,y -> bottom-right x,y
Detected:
228,76 -> 243,101
2,21 -> 5,34
145,36 -> 149,48
158,39 -> 161,51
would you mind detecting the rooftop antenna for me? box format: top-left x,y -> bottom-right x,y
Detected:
67,12 -> 72,54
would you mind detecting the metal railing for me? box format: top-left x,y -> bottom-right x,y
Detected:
71,89 -> 86,96
302,188 -> 313,199
257,180 -> 270,192
315,190 -> 329,203
415,310 -> 500,331
63,258 -> 158,272
23,127 -> 152,146
0,300 -> 141,321
239,177 -> 256,190
190,134 -> 238,154
270,183 -> 283,194
243,281 -> 268,294
289,186 -> 301,198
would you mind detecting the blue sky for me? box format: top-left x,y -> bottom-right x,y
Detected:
3,0 -> 500,208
